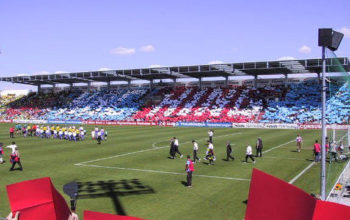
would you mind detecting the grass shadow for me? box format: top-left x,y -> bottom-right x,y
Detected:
77,179 -> 155,215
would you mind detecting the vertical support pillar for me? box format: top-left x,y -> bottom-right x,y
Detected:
127,80 -> 131,89
70,83 -> 73,91
225,76 -> 229,87
254,75 -> 258,88
284,74 -> 288,87
199,77 -> 202,89
38,84 -> 41,94
173,78 -> 176,88
150,79 -> 153,90
107,81 -> 111,90
87,82 -> 91,92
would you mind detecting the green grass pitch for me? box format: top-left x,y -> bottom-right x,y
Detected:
0,125 -> 347,220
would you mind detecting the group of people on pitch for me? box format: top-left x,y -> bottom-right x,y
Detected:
9,124 -> 88,142
313,137 -> 347,163
91,127 -> 108,144
172,130 -> 265,187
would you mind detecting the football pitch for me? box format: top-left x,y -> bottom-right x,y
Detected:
0,125 -> 348,220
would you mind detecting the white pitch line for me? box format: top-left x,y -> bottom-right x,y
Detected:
289,162 -> 315,184
76,163 -> 250,181
77,132 -> 242,165
262,140 -> 295,154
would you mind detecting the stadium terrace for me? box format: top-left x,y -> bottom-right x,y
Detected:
0,57 -> 349,125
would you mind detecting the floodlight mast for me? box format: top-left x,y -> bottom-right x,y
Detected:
321,45 -> 326,200
318,28 -> 343,200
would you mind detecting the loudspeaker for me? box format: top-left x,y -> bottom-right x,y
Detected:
329,31 -> 344,51
318,28 -> 333,47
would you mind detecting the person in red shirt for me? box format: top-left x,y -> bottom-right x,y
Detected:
314,140 -> 321,162
9,127 -> 15,138
185,155 -> 195,187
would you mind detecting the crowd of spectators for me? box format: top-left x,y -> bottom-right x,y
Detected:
0,80 -> 349,124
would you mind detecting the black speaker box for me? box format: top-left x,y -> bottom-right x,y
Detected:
329,31 -> 344,51
318,28 -> 333,47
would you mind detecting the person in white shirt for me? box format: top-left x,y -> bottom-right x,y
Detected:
192,140 -> 200,162
204,140 -> 215,161
72,131 -> 77,142
244,145 -> 255,163
296,134 -> 303,153
339,141 -> 344,153
68,131 -> 73,141
208,129 -> 214,143
173,137 -> 183,158
6,142 -> 17,154
59,130 -> 63,140
91,130 -> 95,140
97,130 -> 102,144
330,142 -> 338,162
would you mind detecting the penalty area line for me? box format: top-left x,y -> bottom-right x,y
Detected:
75,163 -> 250,181
262,140 -> 295,154
78,132 -> 242,164
288,162 -> 315,184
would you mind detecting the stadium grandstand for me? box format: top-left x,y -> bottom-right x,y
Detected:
0,57 -> 349,125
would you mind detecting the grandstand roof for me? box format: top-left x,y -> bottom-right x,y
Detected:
1,57 -> 349,86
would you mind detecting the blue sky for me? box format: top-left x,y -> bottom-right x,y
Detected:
0,0 -> 349,90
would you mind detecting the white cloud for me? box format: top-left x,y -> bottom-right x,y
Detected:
110,47 -> 135,55
338,27 -> 350,38
55,71 -> 68,74
278,56 -> 296,61
98,67 -> 112,71
140,45 -> 155,52
208,60 -> 224,65
148,64 -> 163,68
298,45 -> 311,54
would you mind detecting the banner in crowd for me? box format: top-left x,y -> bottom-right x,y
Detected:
13,119 -> 47,124
83,120 -> 175,127
175,122 -> 232,128
47,120 -> 82,125
231,123 -> 299,129
0,119 -> 13,123
299,124 -> 350,130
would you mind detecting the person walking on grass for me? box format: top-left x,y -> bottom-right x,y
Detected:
204,140 -> 214,160
185,155 -> 194,187
9,147 -> 23,171
296,134 -> 303,152
256,137 -> 263,157
330,141 -> 338,162
0,143 -> 5,164
208,129 -> 214,143
314,140 -> 321,162
169,138 -> 175,159
9,126 -> 15,138
192,140 -> 200,162
6,142 -> 17,154
97,129 -> 102,144
226,141 -> 234,161
244,145 -> 255,164
173,137 -> 183,158
208,149 -> 215,165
